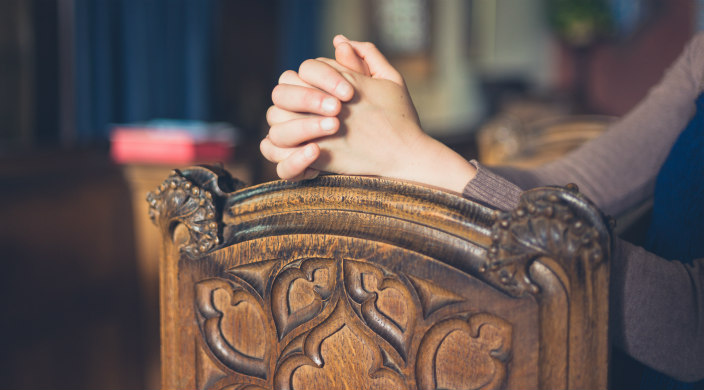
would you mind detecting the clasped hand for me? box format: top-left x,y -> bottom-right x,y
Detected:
260,35 -> 476,194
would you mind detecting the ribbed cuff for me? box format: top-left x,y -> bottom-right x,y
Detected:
462,160 -> 523,211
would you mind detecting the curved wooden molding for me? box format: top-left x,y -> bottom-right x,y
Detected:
153,168 -> 611,390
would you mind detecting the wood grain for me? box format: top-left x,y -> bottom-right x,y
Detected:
149,167 -> 611,389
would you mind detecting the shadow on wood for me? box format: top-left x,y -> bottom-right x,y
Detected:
148,166 -> 611,390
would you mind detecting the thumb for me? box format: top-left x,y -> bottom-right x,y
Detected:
334,40 -> 370,76
334,35 -> 404,86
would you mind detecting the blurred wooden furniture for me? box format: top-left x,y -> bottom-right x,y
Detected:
123,162 -> 252,389
148,166 -> 612,390
477,110 -> 651,236
478,113 -> 615,169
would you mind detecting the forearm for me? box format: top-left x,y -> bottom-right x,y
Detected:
387,133 -> 476,194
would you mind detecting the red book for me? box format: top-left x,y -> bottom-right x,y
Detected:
110,120 -> 239,164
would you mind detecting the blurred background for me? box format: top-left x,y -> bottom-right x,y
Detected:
0,0 -> 699,388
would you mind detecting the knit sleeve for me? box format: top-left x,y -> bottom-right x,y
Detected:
610,241 -> 704,382
485,32 -> 704,218
461,160 -> 522,211
462,161 -> 704,382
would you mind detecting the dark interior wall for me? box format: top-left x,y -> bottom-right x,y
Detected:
212,0 -> 281,183
0,151 -> 143,389
0,0 -> 32,146
0,2 -> 283,388
213,0 -> 280,138
31,0 -> 60,145
0,0 -> 61,147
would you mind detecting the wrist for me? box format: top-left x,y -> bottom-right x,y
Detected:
387,131 -> 477,194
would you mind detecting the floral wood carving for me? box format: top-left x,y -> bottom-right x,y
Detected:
482,184 -> 608,297
195,278 -> 272,379
194,257 -> 514,390
416,314 -> 512,390
147,167 -> 244,259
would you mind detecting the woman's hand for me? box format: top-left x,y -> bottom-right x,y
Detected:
262,35 -> 401,180
261,36 -> 476,193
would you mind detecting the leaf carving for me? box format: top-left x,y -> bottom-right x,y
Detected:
148,167 -> 245,259
270,259 -> 336,340
273,301 -> 407,390
227,259 -> 282,300
406,274 -> 464,318
220,385 -> 268,390
344,260 -> 418,362
416,313 -> 512,390
196,256 -> 517,389
195,279 -> 271,379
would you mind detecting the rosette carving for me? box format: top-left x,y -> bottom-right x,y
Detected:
482,184 -> 608,297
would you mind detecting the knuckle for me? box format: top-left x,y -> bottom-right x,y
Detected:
265,105 -> 277,124
271,84 -> 284,103
276,163 -> 293,180
338,71 -> 355,85
301,88 -> 323,109
297,119 -> 316,140
259,138 -> 274,160
266,125 -> 280,144
298,59 -> 317,75
309,118 -> 323,135
278,70 -> 298,84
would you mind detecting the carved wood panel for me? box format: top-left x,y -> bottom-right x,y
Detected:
192,256 -> 514,390
150,168 -> 610,390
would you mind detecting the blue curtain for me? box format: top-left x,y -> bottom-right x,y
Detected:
277,0 -> 321,75
74,0 -> 214,142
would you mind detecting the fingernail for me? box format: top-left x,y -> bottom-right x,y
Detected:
335,83 -> 352,99
304,144 -> 316,159
338,34 -> 349,41
322,97 -> 338,113
320,117 -> 336,132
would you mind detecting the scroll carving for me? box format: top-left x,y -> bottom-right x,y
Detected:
482,184 -> 607,297
194,257 -> 514,389
147,167 -> 245,259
